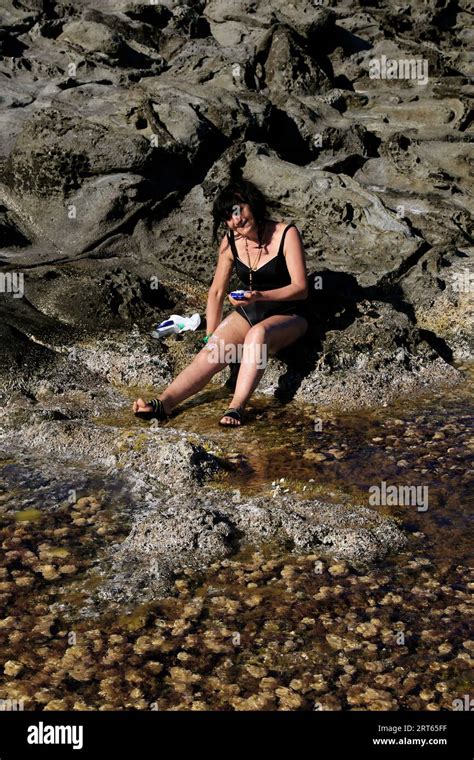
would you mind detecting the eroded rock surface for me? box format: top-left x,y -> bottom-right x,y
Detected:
0,0 -> 471,408
0,1 -> 471,601
0,407 -> 406,604
100,489 -> 406,603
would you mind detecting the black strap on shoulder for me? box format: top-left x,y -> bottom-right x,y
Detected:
227,229 -> 238,259
279,223 -> 296,255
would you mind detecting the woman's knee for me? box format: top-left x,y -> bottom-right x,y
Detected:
244,323 -> 268,345
240,326 -> 269,367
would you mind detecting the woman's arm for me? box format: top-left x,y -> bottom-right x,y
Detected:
205,235 -> 234,334
257,225 -> 308,302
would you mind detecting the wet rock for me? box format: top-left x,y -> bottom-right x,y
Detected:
38,564 -> 60,581
4,660 -> 23,677
328,562 -> 349,577
1,417 -> 225,493
98,487 -> 406,604
101,503 -> 236,602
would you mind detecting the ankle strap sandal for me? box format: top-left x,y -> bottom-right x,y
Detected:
219,406 -> 244,426
134,398 -> 169,421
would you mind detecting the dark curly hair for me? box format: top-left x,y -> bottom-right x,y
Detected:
211,178 -> 268,246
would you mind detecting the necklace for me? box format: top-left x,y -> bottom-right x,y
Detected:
244,221 -> 266,291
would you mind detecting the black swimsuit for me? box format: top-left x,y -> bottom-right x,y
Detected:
227,222 -> 310,326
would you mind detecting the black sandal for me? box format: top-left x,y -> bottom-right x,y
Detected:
134,398 -> 169,422
219,407 -> 244,426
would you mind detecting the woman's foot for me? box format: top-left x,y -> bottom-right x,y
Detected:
219,405 -> 244,426
133,397 -> 173,418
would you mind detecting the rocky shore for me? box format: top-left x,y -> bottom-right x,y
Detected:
0,401 -> 407,605
0,0 -> 472,712
0,0 -> 472,410
0,373 -> 471,710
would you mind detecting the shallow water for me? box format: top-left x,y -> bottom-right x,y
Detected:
127,369 -> 473,564
0,368 -> 472,710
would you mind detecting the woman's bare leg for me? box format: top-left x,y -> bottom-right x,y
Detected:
133,311 -> 250,415
220,314 -> 308,426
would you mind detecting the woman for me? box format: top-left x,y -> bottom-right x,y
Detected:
133,179 -> 309,426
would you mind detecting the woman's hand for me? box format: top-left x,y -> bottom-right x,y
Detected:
227,290 -> 260,307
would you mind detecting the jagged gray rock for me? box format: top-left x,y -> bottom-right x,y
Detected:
98,488 -> 407,603
0,409 -> 407,604
0,0 -> 471,409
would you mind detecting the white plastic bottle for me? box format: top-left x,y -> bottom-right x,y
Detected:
151,313 -> 201,340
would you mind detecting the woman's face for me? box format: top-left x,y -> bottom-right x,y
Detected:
225,201 -> 256,235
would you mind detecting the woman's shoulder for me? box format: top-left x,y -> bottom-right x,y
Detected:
268,220 -> 295,235
277,221 -> 299,240
219,231 -> 235,262
274,220 -> 297,231
279,222 -> 303,257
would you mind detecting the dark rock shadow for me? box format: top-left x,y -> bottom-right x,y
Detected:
363,282 -> 454,363
273,270 -> 364,402
261,270 -> 454,404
